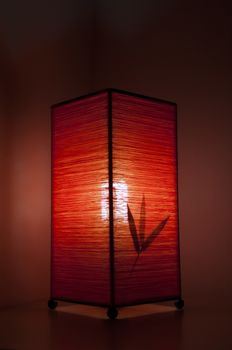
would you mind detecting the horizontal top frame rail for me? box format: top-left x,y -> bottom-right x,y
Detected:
51,88 -> 177,109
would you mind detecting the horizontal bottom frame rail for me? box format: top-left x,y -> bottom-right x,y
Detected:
48,295 -> 184,319
49,294 -> 183,308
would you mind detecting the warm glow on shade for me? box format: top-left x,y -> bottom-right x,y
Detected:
51,89 -> 181,310
101,180 -> 128,222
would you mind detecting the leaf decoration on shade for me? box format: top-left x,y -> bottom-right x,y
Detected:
128,195 -> 170,272
139,195 -> 145,245
140,215 -> 169,252
130,254 -> 140,273
127,204 -> 140,254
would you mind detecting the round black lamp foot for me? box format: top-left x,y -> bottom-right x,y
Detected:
174,298 -> 184,310
48,299 -> 58,310
107,306 -> 118,320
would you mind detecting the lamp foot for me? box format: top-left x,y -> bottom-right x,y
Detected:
48,299 -> 58,310
174,298 -> 184,310
107,306 -> 118,320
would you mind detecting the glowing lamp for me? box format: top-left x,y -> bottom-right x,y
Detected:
48,89 -> 184,319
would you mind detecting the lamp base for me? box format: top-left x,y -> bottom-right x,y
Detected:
48,299 -> 58,310
174,298 -> 184,310
107,306 -> 118,320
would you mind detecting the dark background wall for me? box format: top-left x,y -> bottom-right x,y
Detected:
0,0 -> 94,307
0,0 -> 231,308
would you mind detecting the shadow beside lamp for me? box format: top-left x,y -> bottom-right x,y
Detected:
48,89 -> 184,319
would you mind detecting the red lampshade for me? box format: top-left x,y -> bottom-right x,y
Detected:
50,89 -> 183,318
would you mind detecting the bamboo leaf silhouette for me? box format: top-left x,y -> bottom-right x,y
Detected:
127,195 -> 170,273
130,253 -> 140,273
127,204 -> 140,254
141,215 -> 170,252
139,195 -> 145,245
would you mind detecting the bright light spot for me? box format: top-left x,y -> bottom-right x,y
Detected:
101,180 -> 128,222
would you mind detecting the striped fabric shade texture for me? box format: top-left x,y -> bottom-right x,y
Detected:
51,89 -> 180,306
51,92 -> 110,304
